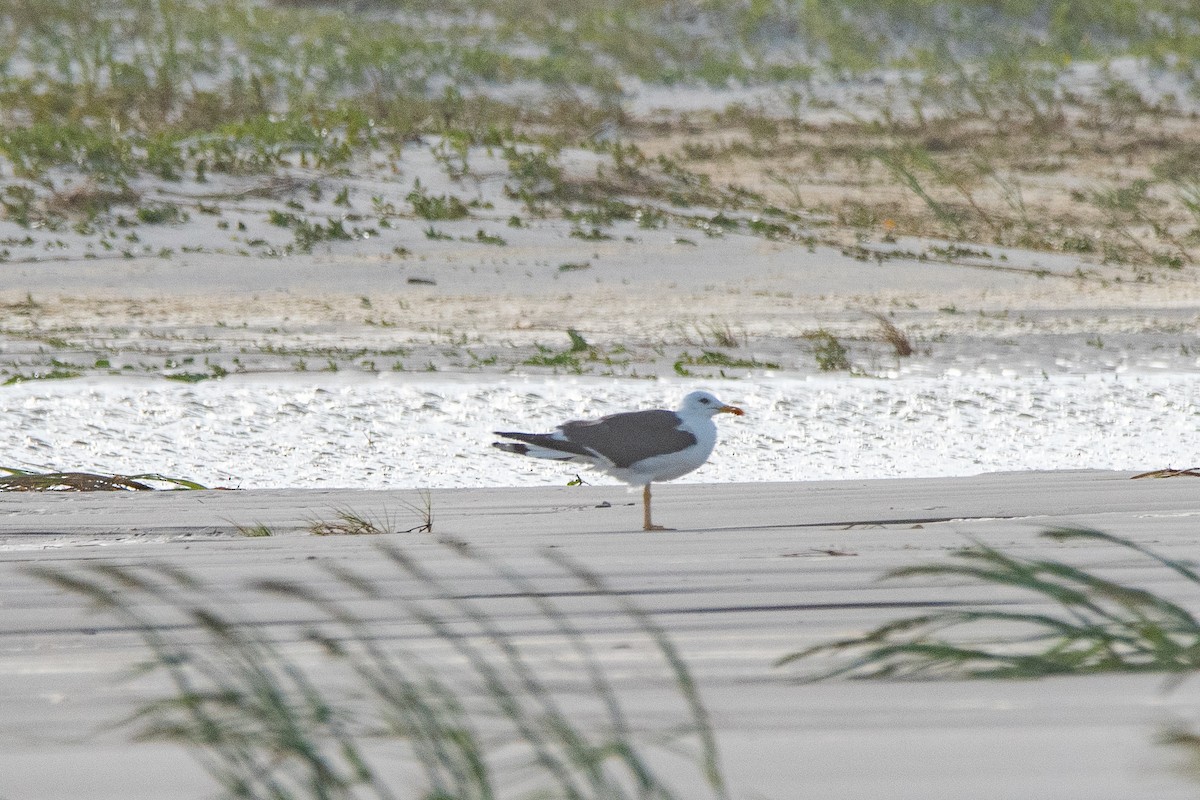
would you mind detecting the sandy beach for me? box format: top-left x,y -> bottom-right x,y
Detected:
6,473 -> 1200,798
6,154 -> 1200,799
8,3 -> 1200,794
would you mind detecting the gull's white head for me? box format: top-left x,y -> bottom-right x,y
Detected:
678,390 -> 745,418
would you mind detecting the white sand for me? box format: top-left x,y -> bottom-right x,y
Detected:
1,371 -> 1198,490
4,473 -> 1200,799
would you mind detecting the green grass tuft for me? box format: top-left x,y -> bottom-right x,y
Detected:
407,182 -> 470,221
778,528 -> 1200,680
309,496 -> 432,536
235,523 -> 274,538
804,330 -> 851,372
673,350 -> 778,377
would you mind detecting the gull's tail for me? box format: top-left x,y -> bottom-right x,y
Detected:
492,431 -> 592,462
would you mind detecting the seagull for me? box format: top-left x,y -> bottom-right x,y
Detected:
492,391 -> 745,531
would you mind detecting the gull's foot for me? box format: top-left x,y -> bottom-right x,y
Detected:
644,523 -> 673,531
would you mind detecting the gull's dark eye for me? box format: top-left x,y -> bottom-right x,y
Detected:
699,397 -> 710,404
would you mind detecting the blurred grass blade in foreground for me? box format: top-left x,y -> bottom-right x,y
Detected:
29,539 -> 729,800
778,528 -> 1200,680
